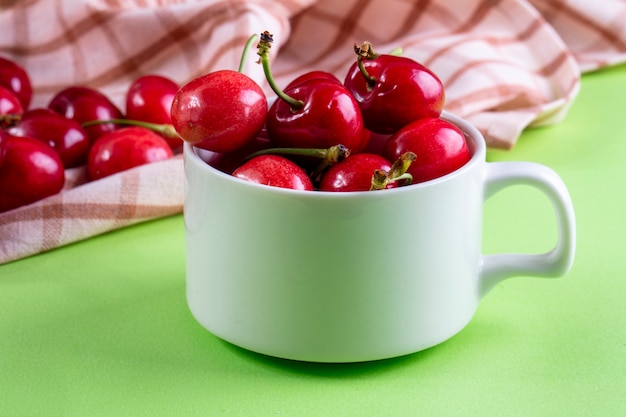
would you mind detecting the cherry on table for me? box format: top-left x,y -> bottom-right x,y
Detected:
6,108 -> 90,168
87,126 -> 173,181
126,74 -> 181,149
0,56 -> 32,109
0,133 -> 65,213
48,86 -> 123,143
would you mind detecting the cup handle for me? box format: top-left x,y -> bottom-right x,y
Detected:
479,161 -> 576,297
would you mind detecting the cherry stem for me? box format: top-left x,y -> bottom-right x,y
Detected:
81,118 -> 181,140
354,41 -> 380,88
238,33 -> 259,73
0,113 -> 21,129
257,31 -> 304,110
369,152 -> 416,190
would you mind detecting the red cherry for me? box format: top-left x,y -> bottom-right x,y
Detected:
87,126 -> 173,181
344,46 -> 445,134
0,56 -> 32,109
284,70 -> 341,90
0,85 -> 24,116
319,153 -> 394,192
256,32 -> 367,154
48,86 -> 123,143
266,79 -> 367,152
232,154 -> 314,191
170,69 -> 267,153
382,117 -> 471,184
126,74 -> 181,149
0,134 -> 65,213
7,108 -> 90,168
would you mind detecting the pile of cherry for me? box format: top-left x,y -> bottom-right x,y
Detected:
0,56 -> 181,213
171,32 -> 471,192
0,31 -> 471,214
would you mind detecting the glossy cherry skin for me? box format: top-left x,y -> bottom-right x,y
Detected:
0,56 -> 32,109
284,70 -> 341,90
126,74 -> 181,149
382,117 -> 471,184
48,86 -> 123,143
344,54 -> 445,134
87,126 -> 173,181
232,154 -> 314,191
7,108 -> 90,168
319,153 -> 394,192
0,134 -> 65,213
266,79 -> 367,152
171,69 -> 267,153
0,85 -> 24,116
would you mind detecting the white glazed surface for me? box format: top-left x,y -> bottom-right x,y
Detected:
183,112 -> 576,363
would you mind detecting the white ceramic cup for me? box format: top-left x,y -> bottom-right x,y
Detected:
183,112 -> 576,363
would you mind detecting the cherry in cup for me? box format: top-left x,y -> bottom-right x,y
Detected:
170,69 -> 267,153
258,31 -> 368,153
0,85 -> 24,117
383,117 -> 471,184
344,42 -> 445,134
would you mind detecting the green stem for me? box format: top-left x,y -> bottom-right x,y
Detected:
238,33 -> 259,73
245,144 -> 349,162
81,118 -> 181,139
354,41 -> 380,88
257,31 -> 304,110
369,152 -> 416,191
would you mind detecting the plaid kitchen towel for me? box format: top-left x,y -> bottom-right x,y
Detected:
1,0 -> 625,264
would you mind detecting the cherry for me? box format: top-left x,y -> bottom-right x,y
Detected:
344,42 -> 445,134
284,70 -> 341,90
258,31 -> 367,153
0,56 -> 32,109
87,126 -> 173,181
319,153 -> 394,192
170,69 -> 267,153
382,117 -> 471,184
6,108 -> 90,168
232,154 -> 314,191
0,133 -> 65,213
0,85 -> 24,116
48,86 -> 123,143
202,132 -> 272,174
126,74 -> 181,149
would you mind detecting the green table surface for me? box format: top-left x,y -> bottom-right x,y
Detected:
2,65 -> 625,417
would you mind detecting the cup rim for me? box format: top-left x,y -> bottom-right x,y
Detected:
184,111 -> 486,197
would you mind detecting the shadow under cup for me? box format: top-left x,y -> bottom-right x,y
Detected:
183,112 -> 575,363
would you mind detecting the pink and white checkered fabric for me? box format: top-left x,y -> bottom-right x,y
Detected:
1,0 -> 625,264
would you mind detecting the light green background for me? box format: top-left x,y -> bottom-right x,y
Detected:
1,65 -> 625,416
